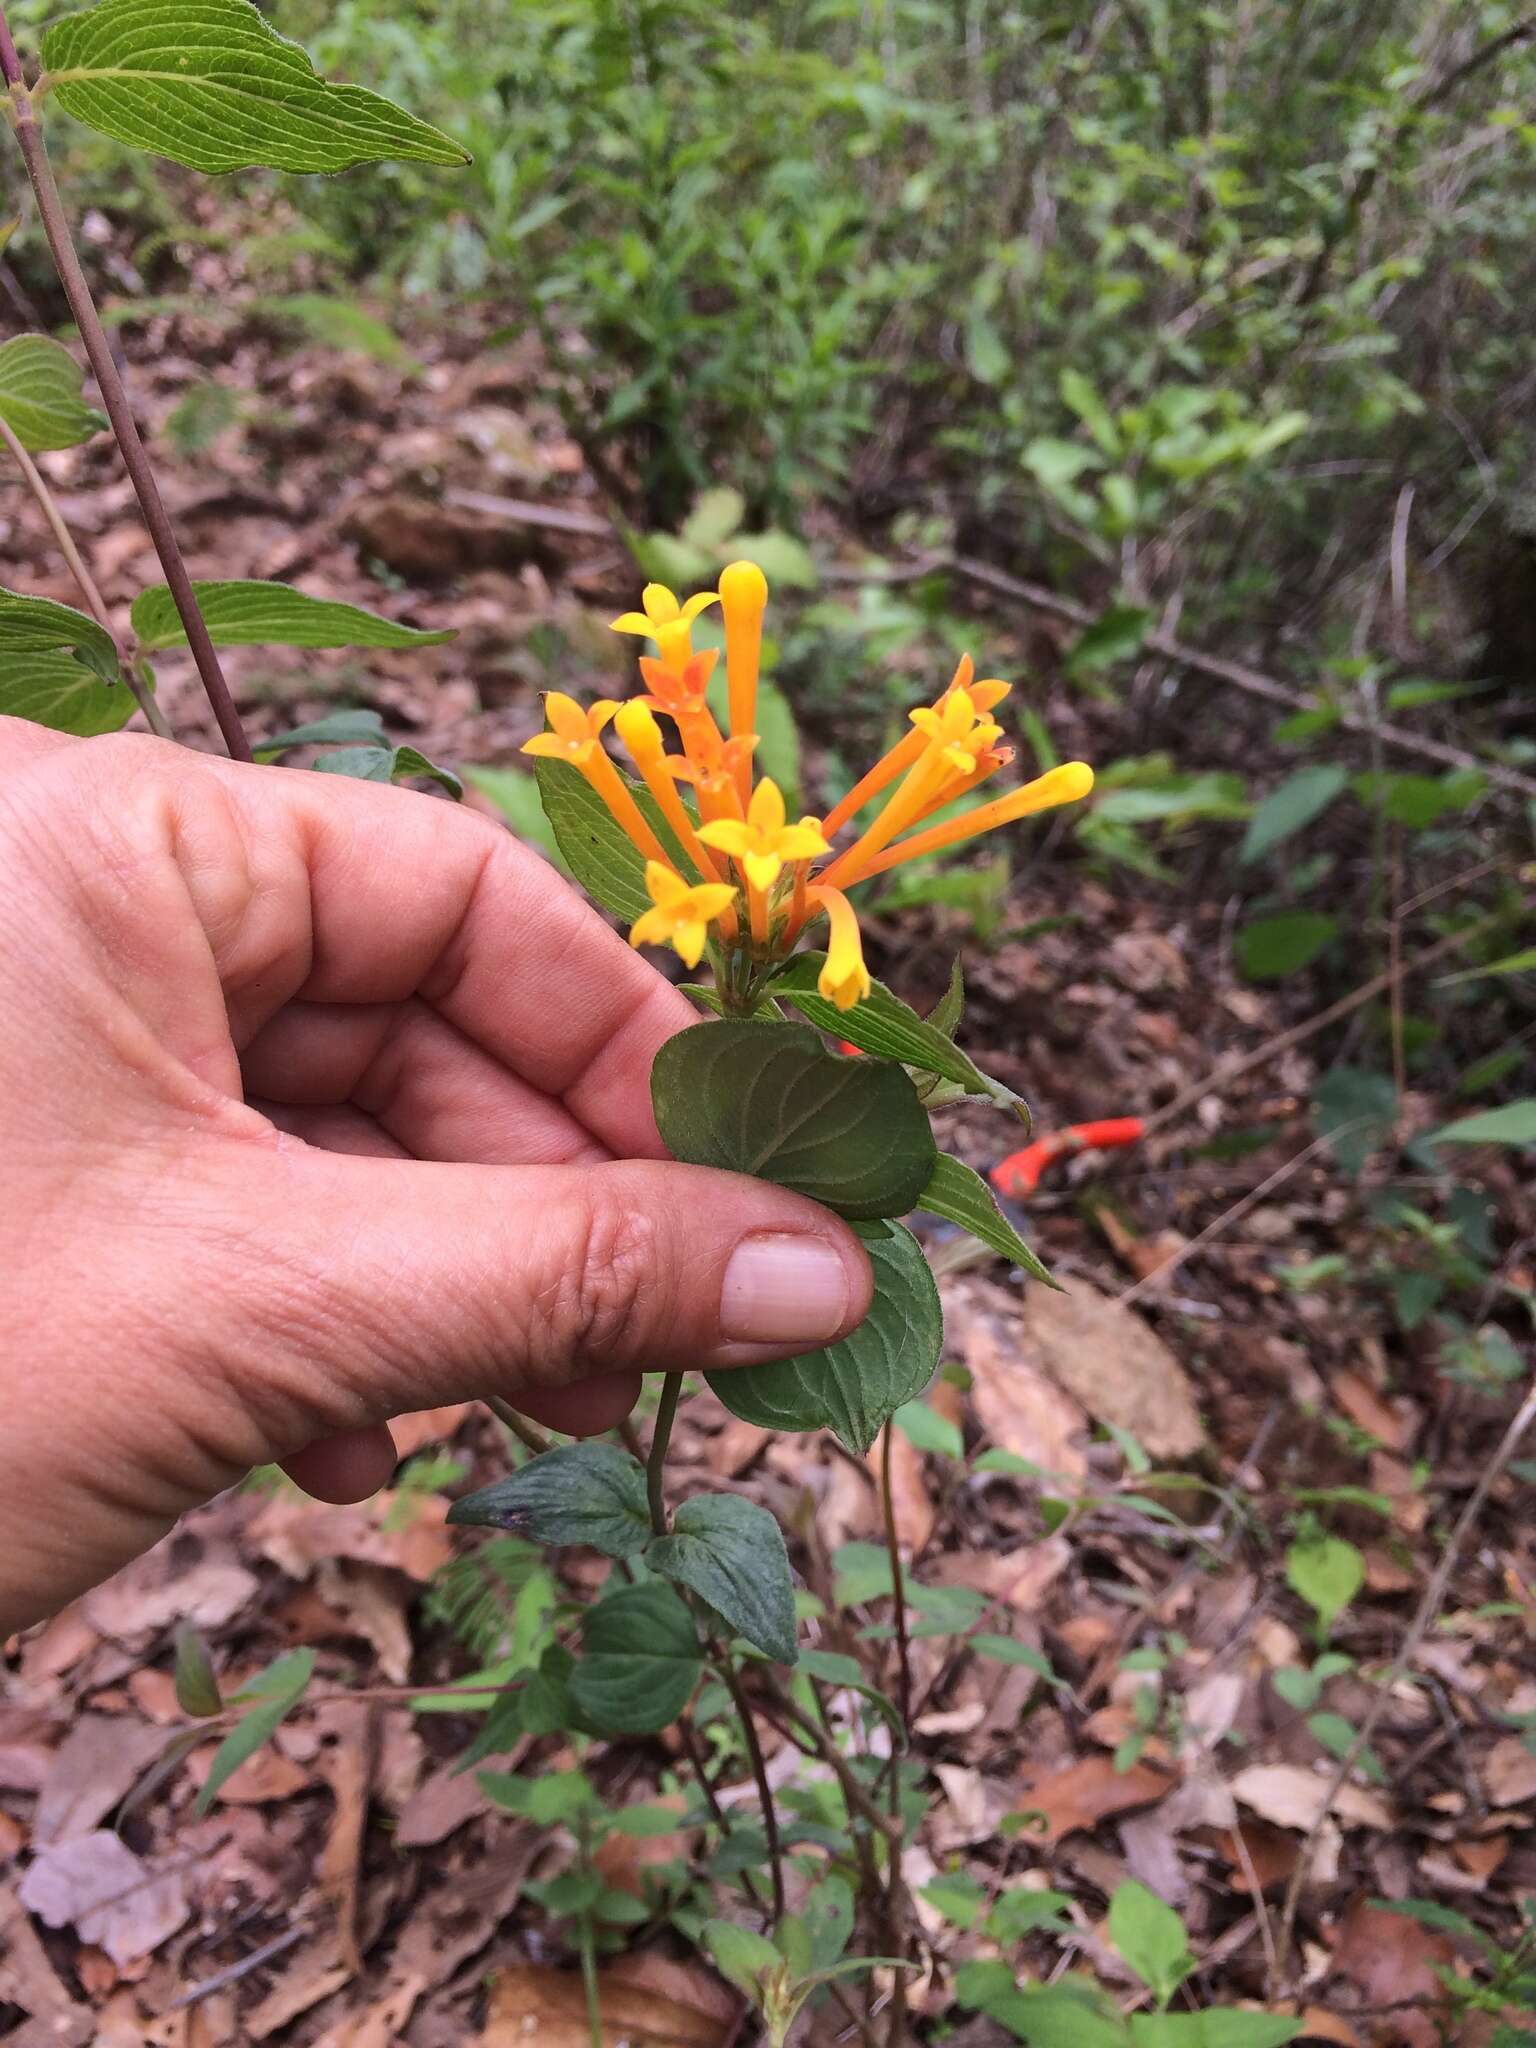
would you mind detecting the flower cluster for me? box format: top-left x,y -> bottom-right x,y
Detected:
523,562 -> 1094,1009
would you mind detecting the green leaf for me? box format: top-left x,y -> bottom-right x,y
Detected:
1129,2017 -> 1299,2047
534,756 -> 652,921
446,1442 -> 650,1558
0,650 -> 135,735
1429,1100 -> 1536,1147
1065,603 -> 1148,679
651,1020 -> 936,1221
917,1153 -> 1055,1286
971,1635 -> 1058,1683
42,0 -> 471,174
987,1888 -> 1076,1940
569,1581 -> 702,1735
462,764 -> 568,867
309,742 -> 462,797
1437,946 -> 1536,988
478,1766 -> 597,1826
892,1400 -> 964,1460
0,586 -> 118,676
1240,764 -> 1348,864
1285,1534 -> 1363,1634
1107,1880 -> 1194,2006
173,1625 -> 221,1717
1311,1067 -> 1397,1177
703,1919 -> 781,2000
770,956 -> 1027,1119
0,335 -> 106,451
795,1648 -> 904,1739
921,1871 -> 989,1930
1236,912 -> 1339,980
1024,435 -> 1104,490
254,710 -> 387,757
681,487 -> 746,551
195,1648 -> 314,1815
131,580 -> 455,654
707,1218 -> 941,1455
648,1493 -> 798,1666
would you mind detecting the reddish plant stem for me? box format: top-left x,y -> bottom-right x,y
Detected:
3,50 -> 253,761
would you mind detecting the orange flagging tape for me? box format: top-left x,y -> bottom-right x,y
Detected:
989,1117 -> 1145,1198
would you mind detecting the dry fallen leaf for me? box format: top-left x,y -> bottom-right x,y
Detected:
1327,1895 -> 1452,2048
1015,1755 -> 1177,1845
480,1958 -> 732,2047
309,1973 -> 427,2048
186,1738 -> 312,1807
965,1310 -> 1089,1480
18,1829 -> 190,1966
81,1552 -> 260,1646
1483,1735 -> 1536,1808
1229,1763 -> 1393,1833
867,1424 -> 935,1553
1330,1370 -> 1415,1452
252,1490 -> 451,1583
33,1716 -> 174,1846
1018,1278 -> 1204,1460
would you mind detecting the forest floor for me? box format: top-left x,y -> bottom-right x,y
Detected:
1,294 -> 1533,2048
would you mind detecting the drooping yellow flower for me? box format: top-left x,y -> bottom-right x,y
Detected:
808,886 -> 871,1011
698,776 -> 830,893
519,691 -> 619,767
611,583 -> 720,676
629,861 -> 738,969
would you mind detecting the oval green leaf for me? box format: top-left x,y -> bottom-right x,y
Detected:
652,1021 -> 936,1221
0,335 -> 106,452
648,1493 -> 797,1665
0,650 -> 134,735
131,579 -> 456,654
446,1441 -> 650,1559
706,1218 -> 941,1454
569,1581 -> 702,1736
42,0 -> 471,175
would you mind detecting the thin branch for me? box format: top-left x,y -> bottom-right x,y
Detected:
486,1396 -> 553,1456
0,413 -> 173,740
946,552 -> 1536,801
1271,1376 -> 1536,1993
717,1658 -> 787,1922
647,1372 -> 684,1538
3,59 -> 252,761
1139,903 -> 1527,1142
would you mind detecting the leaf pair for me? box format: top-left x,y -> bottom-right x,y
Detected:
448,1441 -> 797,1668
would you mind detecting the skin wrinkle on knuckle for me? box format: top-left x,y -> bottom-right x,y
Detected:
529,1185 -> 667,1382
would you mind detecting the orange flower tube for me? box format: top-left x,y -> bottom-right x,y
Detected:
824,762 -> 1094,887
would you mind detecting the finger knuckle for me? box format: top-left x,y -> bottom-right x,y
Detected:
542,1190 -> 665,1376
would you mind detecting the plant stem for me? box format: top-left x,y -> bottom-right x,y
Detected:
2,56 -> 253,762
579,1921 -> 602,2048
647,1370 -> 683,1536
0,413 -> 174,740
486,1395 -> 553,1456
878,1426 -> 914,1736
717,1658 -> 787,1923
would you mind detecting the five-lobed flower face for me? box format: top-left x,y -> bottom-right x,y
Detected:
522,564 -> 1095,1008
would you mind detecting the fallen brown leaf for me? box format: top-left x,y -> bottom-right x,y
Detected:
867,1424 -> 935,1553
965,1311 -> 1089,1480
1483,1735 -> 1536,1808
1019,1278 -> 1204,1460
33,1716 -> 173,1845
18,1829 -> 190,1965
1294,2010 -> 1361,2045
1327,1894 -> 1452,2048
389,1403 -> 474,1456
252,1490 -> 451,1583
0,1890 -> 94,2046
1330,1370 -> 1415,1452
187,1738 -> 312,1806
480,1958 -> 732,2047
1229,1763 -> 1393,1833
1015,1755 -> 1176,1845
309,1972 -> 428,2048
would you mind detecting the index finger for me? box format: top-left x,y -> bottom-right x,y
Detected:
215,752 -> 696,1161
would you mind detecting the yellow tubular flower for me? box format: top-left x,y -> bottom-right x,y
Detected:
820,662 -> 1010,836
611,583 -> 721,676
828,762 -> 1095,886
697,777 -> 830,893
521,692 -> 672,867
629,861 -> 738,970
614,699 -> 733,896
808,886 -> 871,1011
718,559 -> 768,805
824,689 -> 985,880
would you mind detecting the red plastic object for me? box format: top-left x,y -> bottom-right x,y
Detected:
989,1116 -> 1145,1198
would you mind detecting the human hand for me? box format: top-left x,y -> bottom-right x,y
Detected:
0,719 -> 872,1635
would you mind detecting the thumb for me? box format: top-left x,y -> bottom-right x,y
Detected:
216,1145 -> 875,1455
